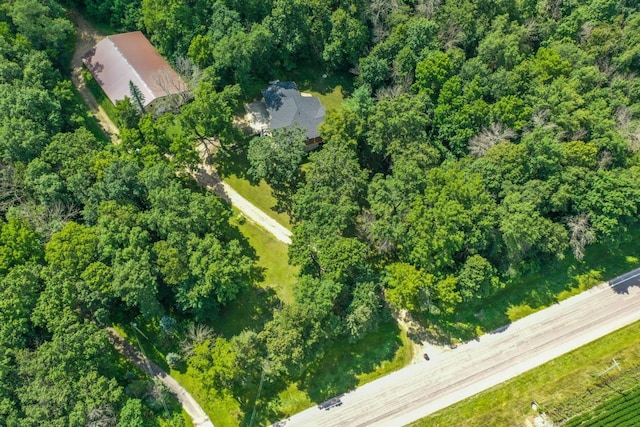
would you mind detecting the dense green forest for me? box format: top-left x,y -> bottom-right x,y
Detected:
2,0 -> 640,425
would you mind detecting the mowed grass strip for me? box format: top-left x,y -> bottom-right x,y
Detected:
411,320 -> 640,427
234,212 -> 297,304
224,173 -> 292,229
82,68 -> 120,124
214,148 -> 293,230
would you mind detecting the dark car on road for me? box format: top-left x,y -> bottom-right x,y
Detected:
318,397 -> 342,411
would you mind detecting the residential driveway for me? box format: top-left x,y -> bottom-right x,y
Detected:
244,101 -> 270,134
277,269 -> 640,427
193,144 -> 292,244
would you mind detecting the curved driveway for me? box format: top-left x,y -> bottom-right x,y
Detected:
279,269 -> 640,427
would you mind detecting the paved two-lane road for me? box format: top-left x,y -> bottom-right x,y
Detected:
280,269 -> 640,427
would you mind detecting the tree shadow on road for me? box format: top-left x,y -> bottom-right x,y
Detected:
609,268 -> 640,294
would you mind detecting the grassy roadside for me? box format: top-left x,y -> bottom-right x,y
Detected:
214,147 -> 293,230
446,226 -> 640,340
226,173 -> 292,229
411,320 -> 640,427
268,320 -> 414,421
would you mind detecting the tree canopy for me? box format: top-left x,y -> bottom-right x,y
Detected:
5,0 -> 640,424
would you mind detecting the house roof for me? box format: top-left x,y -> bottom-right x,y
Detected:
262,81 -> 325,140
82,31 -> 188,107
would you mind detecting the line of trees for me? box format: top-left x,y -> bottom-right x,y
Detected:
209,1 -> 640,383
287,0 -> 640,328
0,2 -> 259,425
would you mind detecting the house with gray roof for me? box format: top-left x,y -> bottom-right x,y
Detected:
261,81 -> 326,150
82,31 -> 190,115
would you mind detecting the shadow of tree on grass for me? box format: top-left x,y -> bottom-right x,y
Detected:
299,319 -> 403,403
214,286 -> 281,339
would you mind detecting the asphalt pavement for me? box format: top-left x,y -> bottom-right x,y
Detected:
277,268 -> 640,427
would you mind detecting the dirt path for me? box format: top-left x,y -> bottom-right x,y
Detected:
193,165 -> 293,244
67,12 -> 289,423
107,328 -> 213,427
69,13 -> 216,427
67,10 -> 120,139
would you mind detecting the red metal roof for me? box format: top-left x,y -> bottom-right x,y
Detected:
82,31 -> 188,107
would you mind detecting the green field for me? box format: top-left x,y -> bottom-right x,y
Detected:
566,385 -> 640,427
411,321 -> 640,427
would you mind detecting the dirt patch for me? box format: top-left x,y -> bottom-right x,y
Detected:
391,309 -> 452,364
244,101 -> 269,135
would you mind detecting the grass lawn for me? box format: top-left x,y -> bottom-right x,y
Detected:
211,212 -> 298,340
445,225 -> 640,340
285,62 -> 354,113
82,68 -> 120,124
244,62 -> 354,113
411,320 -> 640,427
227,174 -> 292,229
169,370 -> 241,427
234,213 -> 297,304
214,148 -> 293,230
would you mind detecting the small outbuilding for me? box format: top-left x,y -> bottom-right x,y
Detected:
260,81 -> 326,150
83,31 -> 190,115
